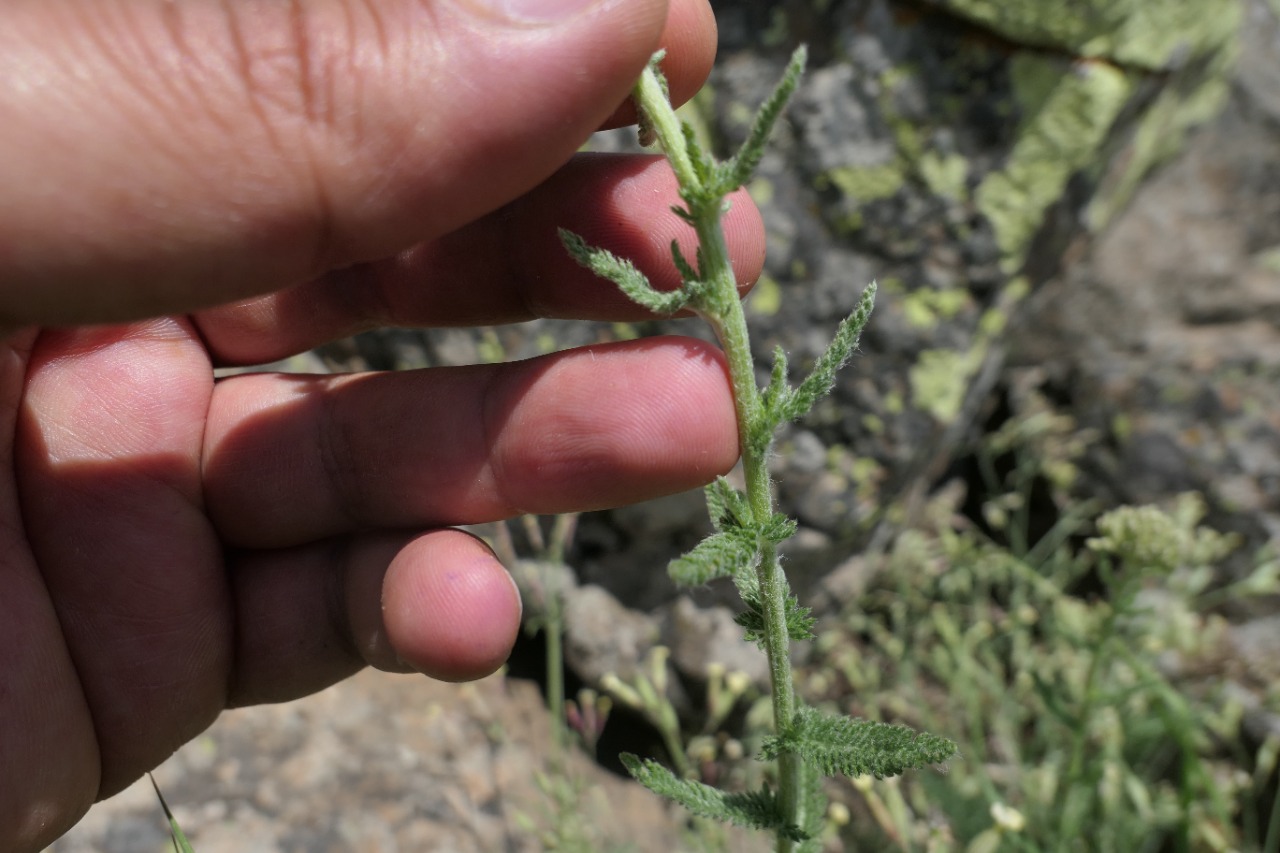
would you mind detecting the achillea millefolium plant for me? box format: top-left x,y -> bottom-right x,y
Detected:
561,49 -> 957,851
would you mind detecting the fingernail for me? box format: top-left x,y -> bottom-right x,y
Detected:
477,0 -> 600,25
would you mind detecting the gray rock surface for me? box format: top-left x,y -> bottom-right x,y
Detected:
50,671 -> 728,853
1013,0 -> 1280,584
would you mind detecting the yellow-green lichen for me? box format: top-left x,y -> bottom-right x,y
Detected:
1086,48 -> 1236,230
917,151 -> 970,202
821,164 -> 906,203
610,323 -> 640,341
975,56 -> 1132,271
747,274 -> 782,316
921,1 -> 1240,238
883,387 -> 906,415
1112,413 -> 1133,443
885,103 -> 926,165
907,274 -> 1026,422
921,0 -> 1240,71
838,210 -> 864,234
478,329 -> 507,363
978,304 -> 1010,337
747,177 -> 774,207
536,332 -> 559,354
851,456 -> 885,503
910,345 -> 985,423
727,101 -> 754,130
902,287 -> 970,330
877,66 -> 972,203
1254,246 -> 1280,275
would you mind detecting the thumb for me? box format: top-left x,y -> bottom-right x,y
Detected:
0,0 -> 678,326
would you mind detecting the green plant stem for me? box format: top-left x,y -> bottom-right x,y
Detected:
546,583 -> 566,758
1054,598 -> 1117,850
531,513 -> 577,762
634,63 -> 804,853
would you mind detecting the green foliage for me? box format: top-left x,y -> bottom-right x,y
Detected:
735,590 -> 816,647
558,229 -> 690,315
762,708 -> 957,780
563,44 -> 949,853
704,477 -> 751,532
669,529 -> 759,585
765,282 -> 878,428
819,402 -> 1280,850
1087,492 -> 1240,574
720,47 -> 808,194
620,755 -> 808,842
670,239 -> 702,286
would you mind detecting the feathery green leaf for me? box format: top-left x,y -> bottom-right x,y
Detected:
682,121 -> 715,189
671,240 -> 701,285
761,346 -> 794,414
720,46 -> 807,193
670,205 -> 697,226
779,282 -> 877,423
621,755 -> 808,841
761,513 -> 799,543
705,477 -> 751,532
762,707 -> 958,780
560,229 -> 691,315
670,530 -> 759,586
736,593 -> 816,647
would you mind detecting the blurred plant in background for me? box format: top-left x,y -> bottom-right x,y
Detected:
807,397 -> 1280,851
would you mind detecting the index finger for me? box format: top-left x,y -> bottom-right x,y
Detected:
194,154 -> 766,365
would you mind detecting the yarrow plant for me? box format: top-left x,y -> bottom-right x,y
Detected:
561,49 -> 956,850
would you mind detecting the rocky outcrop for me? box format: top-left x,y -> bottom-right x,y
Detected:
575,0 -> 1249,609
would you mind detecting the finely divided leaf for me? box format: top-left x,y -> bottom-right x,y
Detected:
621,755 -> 808,842
761,512 -> 798,543
736,593 -> 816,647
671,240 -> 701,285
775,282 -> 877,424
670,530 -> 759,586
705,477 -> 751,532
682,121 -> 716,189
761,346 -> 792,413
720,46 -> 807,193
762,707 -> 958,780
560,229 -> 691,315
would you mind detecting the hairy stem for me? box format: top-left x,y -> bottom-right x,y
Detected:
633,61 -> 804,851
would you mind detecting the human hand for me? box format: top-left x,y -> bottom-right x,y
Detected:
0,1 -> 764,849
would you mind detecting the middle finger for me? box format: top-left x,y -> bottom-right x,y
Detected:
202,335 -> 738,548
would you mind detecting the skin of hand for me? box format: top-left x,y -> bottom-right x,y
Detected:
0,0 -> 766,849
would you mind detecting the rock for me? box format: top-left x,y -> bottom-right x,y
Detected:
1012,0 -> 1280,585
561,585 -> 660,685
659,596 -> 771,688
575,0 -> 1243,608
51,671 -> 697,853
